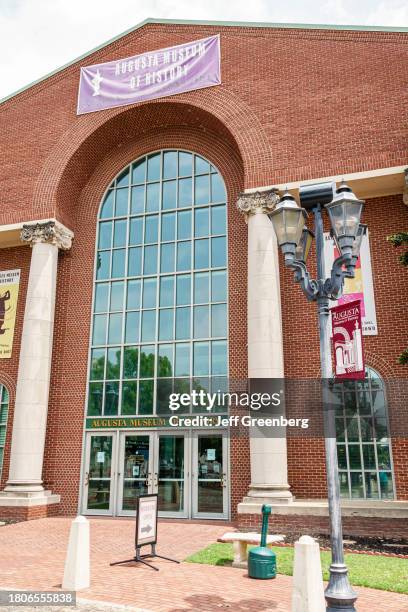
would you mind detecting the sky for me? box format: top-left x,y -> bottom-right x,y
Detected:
0,0 -> 407,99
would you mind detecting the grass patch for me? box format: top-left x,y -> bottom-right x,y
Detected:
185,543 -> 408,594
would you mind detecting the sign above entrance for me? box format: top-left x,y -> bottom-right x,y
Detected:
77,35 -> 221,115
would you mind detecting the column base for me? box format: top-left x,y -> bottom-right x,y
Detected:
237,483 -> 294,513
0,490 -> 60,521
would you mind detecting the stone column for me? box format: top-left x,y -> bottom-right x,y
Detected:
3,221 -> 73,499
237,191 -> 293,512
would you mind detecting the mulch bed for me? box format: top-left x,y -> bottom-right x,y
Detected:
273,533 -> 408,558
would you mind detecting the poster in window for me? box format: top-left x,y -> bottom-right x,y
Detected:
0,269 -> 21,358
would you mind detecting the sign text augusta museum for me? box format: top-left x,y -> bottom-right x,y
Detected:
0,19 -> 407,533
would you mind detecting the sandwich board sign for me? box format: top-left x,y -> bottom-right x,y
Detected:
135,494 -> 158,547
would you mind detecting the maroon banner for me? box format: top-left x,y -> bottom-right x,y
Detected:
331,299 -> 365,380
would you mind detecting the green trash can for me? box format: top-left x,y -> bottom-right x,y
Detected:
248,504 -> 276,579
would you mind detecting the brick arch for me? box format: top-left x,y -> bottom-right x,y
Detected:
32,87 -> 271,226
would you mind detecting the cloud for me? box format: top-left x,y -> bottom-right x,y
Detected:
0,0 -> 406,99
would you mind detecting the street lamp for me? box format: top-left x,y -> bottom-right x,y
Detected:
269,181 -> 364,612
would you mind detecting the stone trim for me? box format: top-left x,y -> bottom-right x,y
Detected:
21,221 -> 73,251
236,189 -> 279,217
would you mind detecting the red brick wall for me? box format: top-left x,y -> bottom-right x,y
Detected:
0,23 -> 407,517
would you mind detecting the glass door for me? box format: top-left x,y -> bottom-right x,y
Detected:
117,433 -> 154,515
82,433 -> 116,515
192,433 -> 228,519
154,434 -> 189,518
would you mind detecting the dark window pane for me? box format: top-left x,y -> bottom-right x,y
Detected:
139,380 -> 154,414
123,347 -> 138,378
348,445 -> 362,469
157,379 -> 173,414
146,183 -> 160,212
178,178 -> 192,207
162,181 -> 177,210
106,347 -> 121,379
377,444 -> 391,469
161,212 -> 176,241
132,158 -> 146,183
140,346 -> 155,377
98,221 -> 112,249
379,472 -> 394,499
128,247 -> 142,276
163,151 -> 177,179
362,444 -> 376,470
105,381 -> 119,415
177,210 -> 191,239
364,472 -> 379,499
122,381 -> 137,415
147,153 -> 161,181
111,249 -> 126,278
176,274 -> 191,305
94,283 -> 109,313
131,186 -> 145,214
160,276 -> 174,307
158,344 -> 173,377
350,472 -> 364,498
126,279 -> 141,310
115,188 -> 129,216
161,243 -> 175,273
143,245 -> 157,275
90,348 -> 105,380
337,444 -> 347,469
129,217 -> 143,245
125,311 -> 139,343
88,383 -> 103,415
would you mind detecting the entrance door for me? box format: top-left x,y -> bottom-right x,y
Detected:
117,433 -> 155,516
154,433 -> 189,518
192,433 -> 228,519
82,433 -> 116,515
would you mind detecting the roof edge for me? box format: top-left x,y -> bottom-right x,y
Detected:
1,17 -> 408,107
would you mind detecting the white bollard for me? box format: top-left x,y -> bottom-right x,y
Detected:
292,535 -> 325,612
62,515 -> 90,591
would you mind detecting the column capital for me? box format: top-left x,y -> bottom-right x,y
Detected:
21,221 -> 73,251
237,189 -> 280,217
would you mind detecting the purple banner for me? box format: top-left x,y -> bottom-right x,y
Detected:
77,35 -> 221,115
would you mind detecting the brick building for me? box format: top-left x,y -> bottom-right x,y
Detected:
0,19 -> 407,538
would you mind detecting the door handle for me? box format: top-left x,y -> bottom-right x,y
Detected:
84,472 -> 89,486
221,473 -> 227,488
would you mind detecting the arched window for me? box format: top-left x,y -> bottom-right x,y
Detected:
87,150 -> 228,417
334,367 -> 394,499
0,384 -> 10,477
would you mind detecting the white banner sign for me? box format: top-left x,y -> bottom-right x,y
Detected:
324,231 -> 378,335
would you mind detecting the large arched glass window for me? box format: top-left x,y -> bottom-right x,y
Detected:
87,150 -> 228,417
334,367 -> 394,499
0,384 -> 9,477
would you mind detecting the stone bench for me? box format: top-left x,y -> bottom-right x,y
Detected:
218,531 -> 285,568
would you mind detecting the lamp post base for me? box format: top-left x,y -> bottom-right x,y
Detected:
324,563 -> 358,611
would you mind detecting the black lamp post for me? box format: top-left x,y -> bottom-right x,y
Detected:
269,181 -> 365,612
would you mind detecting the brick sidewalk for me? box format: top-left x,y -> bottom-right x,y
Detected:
0,518 -> 407,612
